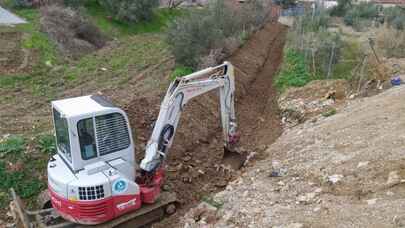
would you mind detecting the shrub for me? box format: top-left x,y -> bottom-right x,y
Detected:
36,134 -> 56,154
10,0 -> 34,8
0,161 -> 45,207
330,0 -> 352,17
167,0 -> 268,69
384,7 -> 405,30
275,49 -> 314,91
343,2 -> 378,28
293,9 -> 330,33
98,0 -> 159,23
170,66 -> 193,81
287,10 -> 343,78
64,0 -> 83,8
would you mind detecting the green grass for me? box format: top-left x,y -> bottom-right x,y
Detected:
170,65 -> 193,81
275,49 -> 316,92
0,75 -> 31,89
14,8 -> 58,64
0,7 -> 59,99
63,34 -> 170,87
0,135 -> 46,207
84,0 -> 184,36
0,3 -> 178,98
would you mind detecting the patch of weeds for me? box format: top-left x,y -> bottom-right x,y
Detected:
0,136 -> 46,207
84,0 -> 184,36
0,135 -> 25,156
0,74 -> 31,89
332,40 -> 362,81
201,196 -> 224,209
0,161 -> 45,207
170,66 -> 193,81
63,34 -> 169,87
36,134 -> 56,154
275,49 -> 316,92
14,9 -> 58,65
322,108 -> 337,117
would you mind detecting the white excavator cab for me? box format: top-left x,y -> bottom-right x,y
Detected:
50,95 -> 136,178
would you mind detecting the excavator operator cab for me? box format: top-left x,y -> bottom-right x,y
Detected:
50,95 -> 135,179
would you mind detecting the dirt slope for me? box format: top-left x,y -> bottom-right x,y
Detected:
122,22 -> 287,226
185,85 -> 405,227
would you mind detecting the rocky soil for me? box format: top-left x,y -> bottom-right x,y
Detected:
182,84 -> 405,228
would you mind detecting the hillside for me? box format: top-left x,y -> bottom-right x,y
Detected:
183,85 -> 405,227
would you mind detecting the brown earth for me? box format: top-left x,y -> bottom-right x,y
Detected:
0,31 -> 24,74
121,22 -> 287,227
185,84 -> 405,228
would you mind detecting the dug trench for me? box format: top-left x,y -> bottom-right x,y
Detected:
123,22 -> 287,227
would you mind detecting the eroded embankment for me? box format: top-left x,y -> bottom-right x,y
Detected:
124,22 -> 287,227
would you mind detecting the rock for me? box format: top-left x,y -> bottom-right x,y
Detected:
386,171 -> 401,187
357,161 -> 369,168
327,174 -> 343,184
314,187 -> 322,194
183,201 -> 218,225
297,192 -> 317,204
393,215 -> 405,227
366,198 -> 378,205
183,156 -> 192,162
274,223 -> 304,228
6,211 -> 13,218
5,223 -> 15,228
277,181 -> 285,186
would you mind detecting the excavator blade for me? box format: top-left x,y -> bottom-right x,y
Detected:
222,147 -> 247,170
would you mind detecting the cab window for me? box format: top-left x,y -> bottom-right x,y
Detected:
95,113 -> 130,156
53,109 -> 71,162
78,118 -> 97,160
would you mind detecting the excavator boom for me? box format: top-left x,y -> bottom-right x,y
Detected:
140,62 -> 238,172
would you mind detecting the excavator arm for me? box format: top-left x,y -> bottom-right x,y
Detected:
140,62 -> 238,172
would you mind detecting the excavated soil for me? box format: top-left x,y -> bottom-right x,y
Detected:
0,31 -> 23,74
123,22 -> 287,226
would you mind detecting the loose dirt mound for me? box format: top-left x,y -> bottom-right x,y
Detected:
123,22 -> 287,226
40,5 -> 107,59
186,84 -> 405,227
278,79 -> 349,128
